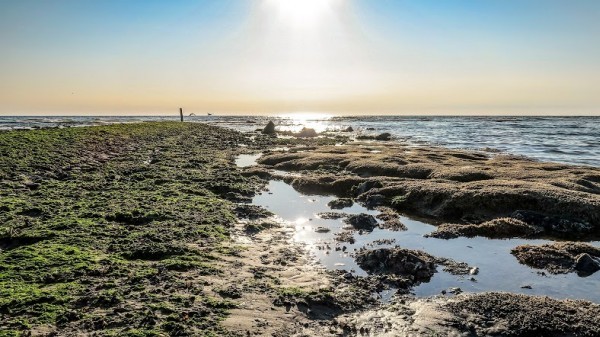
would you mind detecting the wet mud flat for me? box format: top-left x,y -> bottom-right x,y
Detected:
2,122 -> 600,336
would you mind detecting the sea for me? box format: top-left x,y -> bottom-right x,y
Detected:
1,115 -> 598,167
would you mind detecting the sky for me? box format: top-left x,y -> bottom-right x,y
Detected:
0,0 -> 599,116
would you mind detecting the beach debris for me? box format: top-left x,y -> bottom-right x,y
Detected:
315,226 -> 331,233
262,121 -> 276,134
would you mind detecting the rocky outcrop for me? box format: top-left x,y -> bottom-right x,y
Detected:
427,217 -> 543,239
262,121 -> 276,134
511,242 -> 600,276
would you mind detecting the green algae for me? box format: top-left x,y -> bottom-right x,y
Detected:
0,122 -> 263,335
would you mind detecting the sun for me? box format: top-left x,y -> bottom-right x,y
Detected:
266,0 -> 340,28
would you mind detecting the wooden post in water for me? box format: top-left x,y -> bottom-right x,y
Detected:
179,108 -> 183,122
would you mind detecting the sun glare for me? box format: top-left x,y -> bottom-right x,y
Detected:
267,0 -> 340,28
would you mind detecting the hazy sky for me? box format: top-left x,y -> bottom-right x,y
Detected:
1,0 -> 599,115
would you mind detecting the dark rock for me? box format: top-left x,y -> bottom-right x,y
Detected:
511,210 -> 593,236
449,287 -> 462,294
344,213 -> 378,231
355,247 -> 437,281
512,242 -> 600,275
343,126 -> 354,132
364,194 -> 386,208
262,121 -> 276,134
354,180 -> 383,196
427,217 -> 542,240
575,253 -> 600,275
328,198 -> 353,209
375,133 -> 392,141
296,128 -> 318,138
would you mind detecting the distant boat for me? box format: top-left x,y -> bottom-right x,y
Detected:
207,113 -> 213,116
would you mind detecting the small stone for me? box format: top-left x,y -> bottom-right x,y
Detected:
469,267 -> 479,275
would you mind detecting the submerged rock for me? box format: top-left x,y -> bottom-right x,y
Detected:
317,212 -> 348,220
375,133 -> 392,141
334,230 -> 355,244
262,121 -> 276,134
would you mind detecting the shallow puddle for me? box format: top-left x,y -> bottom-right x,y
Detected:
235,154 -> 262,167
253,180 -> 600,302
237,155 -> 600,303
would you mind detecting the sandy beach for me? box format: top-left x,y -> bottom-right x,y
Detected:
1,122 -> 599,336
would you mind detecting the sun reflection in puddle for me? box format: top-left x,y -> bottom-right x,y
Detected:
252,179 -> 600,303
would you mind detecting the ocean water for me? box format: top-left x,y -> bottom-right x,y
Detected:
1,115 -> 598,167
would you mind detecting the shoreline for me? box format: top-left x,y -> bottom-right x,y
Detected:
2,115 -> 599,167
1,122 -> 599,336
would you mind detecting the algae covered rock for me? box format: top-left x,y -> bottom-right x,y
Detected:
355,247 -> 437,281
511,242 -> 600,275
327,198 -> 353,209
344,213 -> 378,231
427,217 -> 542,239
